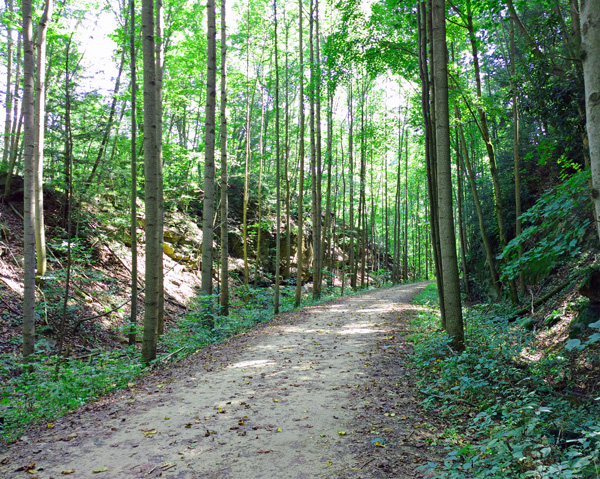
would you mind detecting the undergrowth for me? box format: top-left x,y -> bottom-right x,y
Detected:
411,283 -> 600,478
0,281 -> 386,445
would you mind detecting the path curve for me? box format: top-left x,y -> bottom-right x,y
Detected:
0,282 -> 441,478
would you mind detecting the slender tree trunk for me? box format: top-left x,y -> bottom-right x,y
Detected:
312,0 -> 323,298
254,86 -> 266,287
202,0 -> 217,295
128,0 -> 138,345
359,81 -> 367,289
348,83 -> 356,290
510,20 -> 525,294
274,0 -> 281,314
33,0 -> 53,281
21,0 -> 36,364
294,0 -> 305,307
418,0 -> 445,324
141,0 -> 161,364
2,0 -> 14,170
432,0 -> 464,351
456,105 -> 502,298
455,129 -> 470,298
220,0 -> 229,315
466,3 -> 517,302
324,91 -> 333,287
4,32 -> 22,198
155,0 -> 165,335
284,13 -> 291,280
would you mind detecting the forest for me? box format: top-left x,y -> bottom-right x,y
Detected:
0,0 -> 599,477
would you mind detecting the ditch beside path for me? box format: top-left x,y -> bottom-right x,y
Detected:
0,282 -> 444,478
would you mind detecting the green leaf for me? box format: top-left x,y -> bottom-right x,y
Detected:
565,339 -> 582,351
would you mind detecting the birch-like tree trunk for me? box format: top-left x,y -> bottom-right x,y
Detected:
580,0 -> 600,243
22,0 -> 36,363
33,0 -> 53,280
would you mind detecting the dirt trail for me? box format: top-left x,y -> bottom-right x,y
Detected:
0,282 -> 443,478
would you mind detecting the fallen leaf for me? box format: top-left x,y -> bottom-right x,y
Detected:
276,428 -> 282,432
257,450 -> 272,454
337,431 -> 347,436
61,470 -> 75,475
46,423 -> 55,429
142,429 -> 157,437
92,467 -> 108,473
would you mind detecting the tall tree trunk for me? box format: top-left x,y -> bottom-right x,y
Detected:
455,129 -> 470,298
141,0 -> 161,364
220,0 -> 229,315
581,0 -> 600,243
510,20 -> 525,295
284,13 -> 291,280
418,0 -> 445,325
324,91 -> 333,287
432,0 -> 464,351
456,105 -> 501,298
274,0 -> 281,314
2,0 -> 14,170
155,0 -> 165,335
33,0 -> 53,281
4,32 -> 22,199
294,0 -> 305,307
348,83 -> 356,290
359,81 -> 367,289
312,0 -> 323,298
202,0 -> 217,295
466,3 -> 517,303
21,0 -> 36,364
254,86 -> 266,288
128,0 -> 138,346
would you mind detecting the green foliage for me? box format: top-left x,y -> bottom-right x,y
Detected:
0,350 -> 143,443
500,171 -> 592,283
411,285 -> 600,478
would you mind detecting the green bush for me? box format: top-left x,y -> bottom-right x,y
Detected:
411,285 -> 600,478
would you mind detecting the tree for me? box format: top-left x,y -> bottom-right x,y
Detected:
294,0 -> 305,307
432,0 -> 464,351
202,0 -> 217,296
220,0 -> 229,315
128,0 -> 138,346
33,0 -> 53,281
21,0 -> 36,364
581,0 -> 600,243
273,0 -> 281,314
141,0 -> 162,364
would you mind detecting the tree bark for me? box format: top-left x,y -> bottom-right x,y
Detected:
21,0 -> 36,364
128,0 -> 138,345
33,0 -> 53,281
432,0 -> 464,351
220,0 -> 229,315
581,0 -> 600,243
294,0 -> 305,307
274,0 -> 281,314
202,0 -> 217,295
141,0 -> 161,364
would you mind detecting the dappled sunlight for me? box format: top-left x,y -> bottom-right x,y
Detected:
338,327 -> 387,335
229,359 -> 276,369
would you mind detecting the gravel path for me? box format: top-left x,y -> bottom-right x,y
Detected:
0,282 -> 442,478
